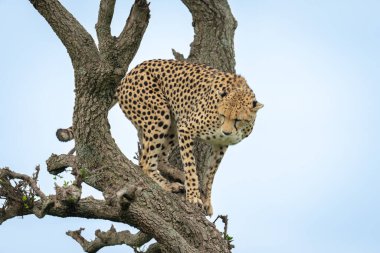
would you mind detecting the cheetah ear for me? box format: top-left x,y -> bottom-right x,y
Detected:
219,90 -> 228,98
253,101 -> 264,110
234,75 -> 248,87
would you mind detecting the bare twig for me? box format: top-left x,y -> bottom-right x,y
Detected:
213,215 -> 234,250
213,215 -> 229,238
172,49 -> 185,61
0,167 -> 46,200
0,166 -> 54,222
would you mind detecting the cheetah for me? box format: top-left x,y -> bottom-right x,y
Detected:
116,59 -> 263,215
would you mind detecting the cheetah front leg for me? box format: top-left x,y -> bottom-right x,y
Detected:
202,145 -> 228,216
138,108 -> 184,193
177,129 -> 203,207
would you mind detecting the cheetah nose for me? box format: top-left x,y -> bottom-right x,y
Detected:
222,131 -> 232,136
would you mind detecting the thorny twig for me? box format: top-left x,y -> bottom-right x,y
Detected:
213,214 -> 234,250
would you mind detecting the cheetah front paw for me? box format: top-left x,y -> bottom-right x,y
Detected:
203,198 -> 213,216
187,195 -> 203,208
166,182 -> 185,193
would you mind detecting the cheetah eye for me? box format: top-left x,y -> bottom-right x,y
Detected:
219,91 -> 228,98
252,101 -> 257,108
234,119 -> 241,129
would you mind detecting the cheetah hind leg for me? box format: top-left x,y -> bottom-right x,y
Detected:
140,129 -> 184,193
157,124 -> 185,184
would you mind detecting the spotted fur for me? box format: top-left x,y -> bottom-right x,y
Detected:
116,59 -> 263,215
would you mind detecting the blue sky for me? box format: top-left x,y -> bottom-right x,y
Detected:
1,0 -> 379,252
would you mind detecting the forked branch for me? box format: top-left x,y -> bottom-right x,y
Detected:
96,0 -> 116,61
116,0 -> 150,71
29,0 -> 99,68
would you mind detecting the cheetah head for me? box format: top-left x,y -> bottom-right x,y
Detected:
217,88 -> 263,139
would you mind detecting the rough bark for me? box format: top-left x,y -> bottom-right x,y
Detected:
1,0 -> 238,252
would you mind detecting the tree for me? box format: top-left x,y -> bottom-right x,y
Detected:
1,0 -> 238,252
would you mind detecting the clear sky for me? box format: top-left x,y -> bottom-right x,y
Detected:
1,0 -> 379,252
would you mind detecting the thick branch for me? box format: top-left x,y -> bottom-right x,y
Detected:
180,0 -> 237,72
29,0 -> 99,68
1,196 -> 121,225
46,154 -> 78,175
116,0 -> 150,71
96,0 -> 116,62
67,226 -> 152,253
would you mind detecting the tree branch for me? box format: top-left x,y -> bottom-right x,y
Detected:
0,166 -> 54,222
46,154 -> 78,175
0,167 -> 46,200
180,0 -> 237,72
172,49 -> 185,61
0,166 -> 137,224
66,226 -> 152,253
96,0 -> 116,62
116,0 -> 150,71
29,0 -> 99,68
